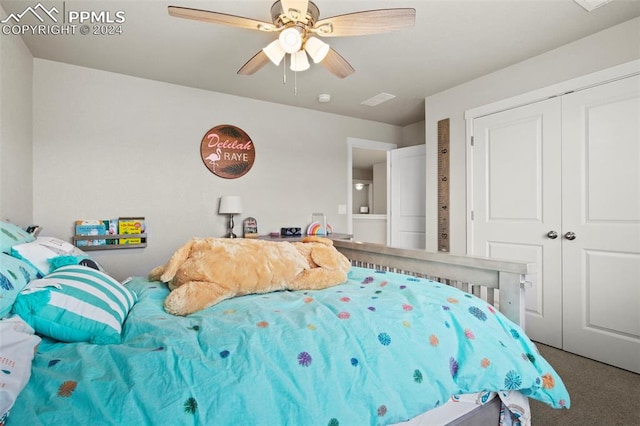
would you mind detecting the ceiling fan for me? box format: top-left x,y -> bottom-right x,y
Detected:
168,1 -> 416,79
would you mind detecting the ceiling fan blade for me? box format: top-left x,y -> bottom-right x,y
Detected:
237,50 -> 271,75
314,9 -> 415,37
280,0 -> 310,22
168,6 -> 277,32
320,48 -> 355,79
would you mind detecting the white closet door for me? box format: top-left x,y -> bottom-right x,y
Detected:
471,98 -> 563,347
561,75 -> 640,373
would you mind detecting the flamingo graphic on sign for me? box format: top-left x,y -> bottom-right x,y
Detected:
205,148 -> 222,171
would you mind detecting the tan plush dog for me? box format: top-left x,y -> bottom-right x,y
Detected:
149,236 -> 351,316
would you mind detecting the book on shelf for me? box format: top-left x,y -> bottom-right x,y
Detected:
118,217 -> 145,245
75,220 -> 106,246
105,219 -> 118,244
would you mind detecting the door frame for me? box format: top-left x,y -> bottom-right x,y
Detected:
346,137 -> 397,237
465,59 -> 640,251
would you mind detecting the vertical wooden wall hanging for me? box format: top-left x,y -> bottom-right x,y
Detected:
437,118 -> 450,252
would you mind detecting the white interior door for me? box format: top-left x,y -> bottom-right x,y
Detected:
389,145 -> 426,249
471,98 -> 563,347
561,75 -> 640,373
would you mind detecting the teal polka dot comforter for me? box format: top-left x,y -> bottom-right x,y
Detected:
8,267 -> 569,425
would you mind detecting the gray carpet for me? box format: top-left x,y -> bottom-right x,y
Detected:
529,342 -> 640,425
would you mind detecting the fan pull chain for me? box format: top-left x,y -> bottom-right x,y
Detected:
279,54 -> 298,95
282,55 -> 287,85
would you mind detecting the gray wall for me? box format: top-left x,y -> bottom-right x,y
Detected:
0,4 -> 33,226
30,59 -> 404,279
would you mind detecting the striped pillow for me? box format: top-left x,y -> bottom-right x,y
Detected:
12,265 -> 136,344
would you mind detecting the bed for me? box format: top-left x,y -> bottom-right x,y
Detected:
0,226 -> 570,426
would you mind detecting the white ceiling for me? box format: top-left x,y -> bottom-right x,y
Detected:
2,0 -> 639,126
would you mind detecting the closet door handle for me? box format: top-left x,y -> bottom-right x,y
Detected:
547,231 -> 558,239
564,231 -> 576,241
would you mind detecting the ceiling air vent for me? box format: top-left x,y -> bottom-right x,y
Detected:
361,92 -> 396,107
574,0 -> 613,12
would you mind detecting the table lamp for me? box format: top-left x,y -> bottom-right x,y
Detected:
219,195 -> 243,238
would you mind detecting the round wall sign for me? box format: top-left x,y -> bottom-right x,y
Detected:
200,124 -> 255,179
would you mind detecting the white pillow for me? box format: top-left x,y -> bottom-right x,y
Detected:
0,316 -> 41,420
10,236 -> 104,276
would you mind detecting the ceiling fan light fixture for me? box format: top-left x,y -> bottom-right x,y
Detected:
290,50 -> 310,72
305,36 -> 330,63
263,40 -> 286,65
279,27 -> 303,53
168,3 -> 415,79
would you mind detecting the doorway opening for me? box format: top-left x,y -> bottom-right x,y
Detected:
347,138 -> 397,243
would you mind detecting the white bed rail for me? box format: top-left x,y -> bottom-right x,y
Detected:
333,240 -> 534,327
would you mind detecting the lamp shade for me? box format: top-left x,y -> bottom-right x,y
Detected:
219,195 -> 243,214
263,40 -> 286,65
278,27 -> 302,54
290,50 -> 310,72
304,37 -> 330,63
